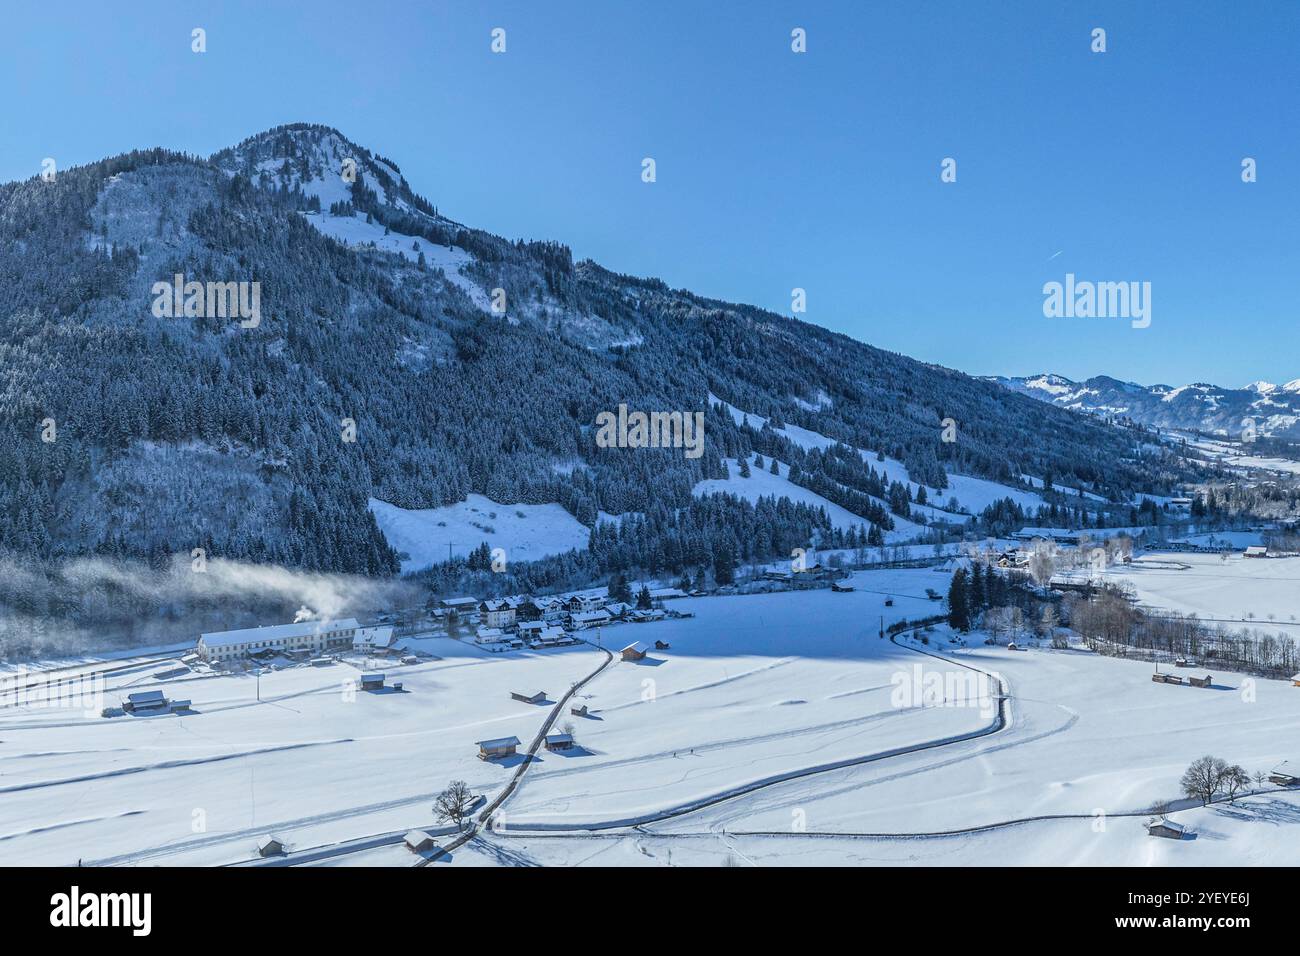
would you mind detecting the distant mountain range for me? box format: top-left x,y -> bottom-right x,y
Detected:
988,374 -> 1300,441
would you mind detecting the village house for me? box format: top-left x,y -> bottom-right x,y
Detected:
480,598 -> 518,629
1244,545 -> 1269,558
352,625 -> 395,654
570,609 -> 613,631
439,597 -> 479,613
528,627 -> 573,649
475,626 -> 507,645
566,594 -> 605,614
197,618 -> 360,663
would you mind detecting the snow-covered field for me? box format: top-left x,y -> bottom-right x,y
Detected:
1063,551 -> 1300,628
0,640 -> 603,866
3,563 -> 1296,867
459,790 -> 1300,866
369,494 -> 593,572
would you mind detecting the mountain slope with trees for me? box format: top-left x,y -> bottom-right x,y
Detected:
0,124 -> 1202,580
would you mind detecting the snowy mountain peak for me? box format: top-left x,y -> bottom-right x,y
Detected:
211,123 -> 445,226
992,371 -> 1300,439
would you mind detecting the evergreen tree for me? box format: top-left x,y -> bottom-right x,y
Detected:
947,568 -> 971,631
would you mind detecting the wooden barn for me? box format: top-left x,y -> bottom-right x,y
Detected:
511,690 -> 546,704
359,673 -> 385,691
1188,674 -> 1213,688
404,830 -> 437,853
123,690 -> 168,713
544,732 -> 574,752
477,736 -> 521,760
257,835 -> 285,857
1145,818 -> 1186,840
620,641 -> 648,662
1269,762 -> 1298,787
571,703 -> 588,717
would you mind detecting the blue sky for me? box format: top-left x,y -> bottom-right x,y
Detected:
3,1 -> 1296,386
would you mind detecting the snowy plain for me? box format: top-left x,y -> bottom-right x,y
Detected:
2,559 -> 1297,867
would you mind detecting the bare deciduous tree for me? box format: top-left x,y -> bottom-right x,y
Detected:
1222,764 -> 1250,804
1180,755 -> 1229,806
434,779 -> 475,832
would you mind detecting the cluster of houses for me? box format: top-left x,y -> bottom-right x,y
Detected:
191,588 -> 688,666
435,593 -> 681,653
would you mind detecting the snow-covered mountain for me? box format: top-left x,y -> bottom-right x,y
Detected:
988,373 -> 1300,440
0,123 -> 1205,577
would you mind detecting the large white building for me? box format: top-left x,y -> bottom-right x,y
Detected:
197,618 -> 361,662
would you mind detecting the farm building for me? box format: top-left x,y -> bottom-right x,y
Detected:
544,732 -> 574,751
1144,818 -> 1186,840
511,690 -> 546,704
197,618 -> 360,663
404,830 -> 437,853
571,703 -> 588,717
257,835 -> 285,857
1244,545 -> 1269,558
123,690 -> 168,713
620,641 -> 648,662
654,640 -> 671,650
477,736 -> 521,760
359,673 -> 385,691
1269,762 -> 1298,787
1291,673 -> 1300,687
518,620 -> 547,639
1188,674 -> 1213,688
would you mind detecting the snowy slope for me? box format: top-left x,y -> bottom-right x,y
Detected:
369,495 -> 592,572
302,212 -> 493,312
711,394 -> 1046,518
693,458 -> 929,541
